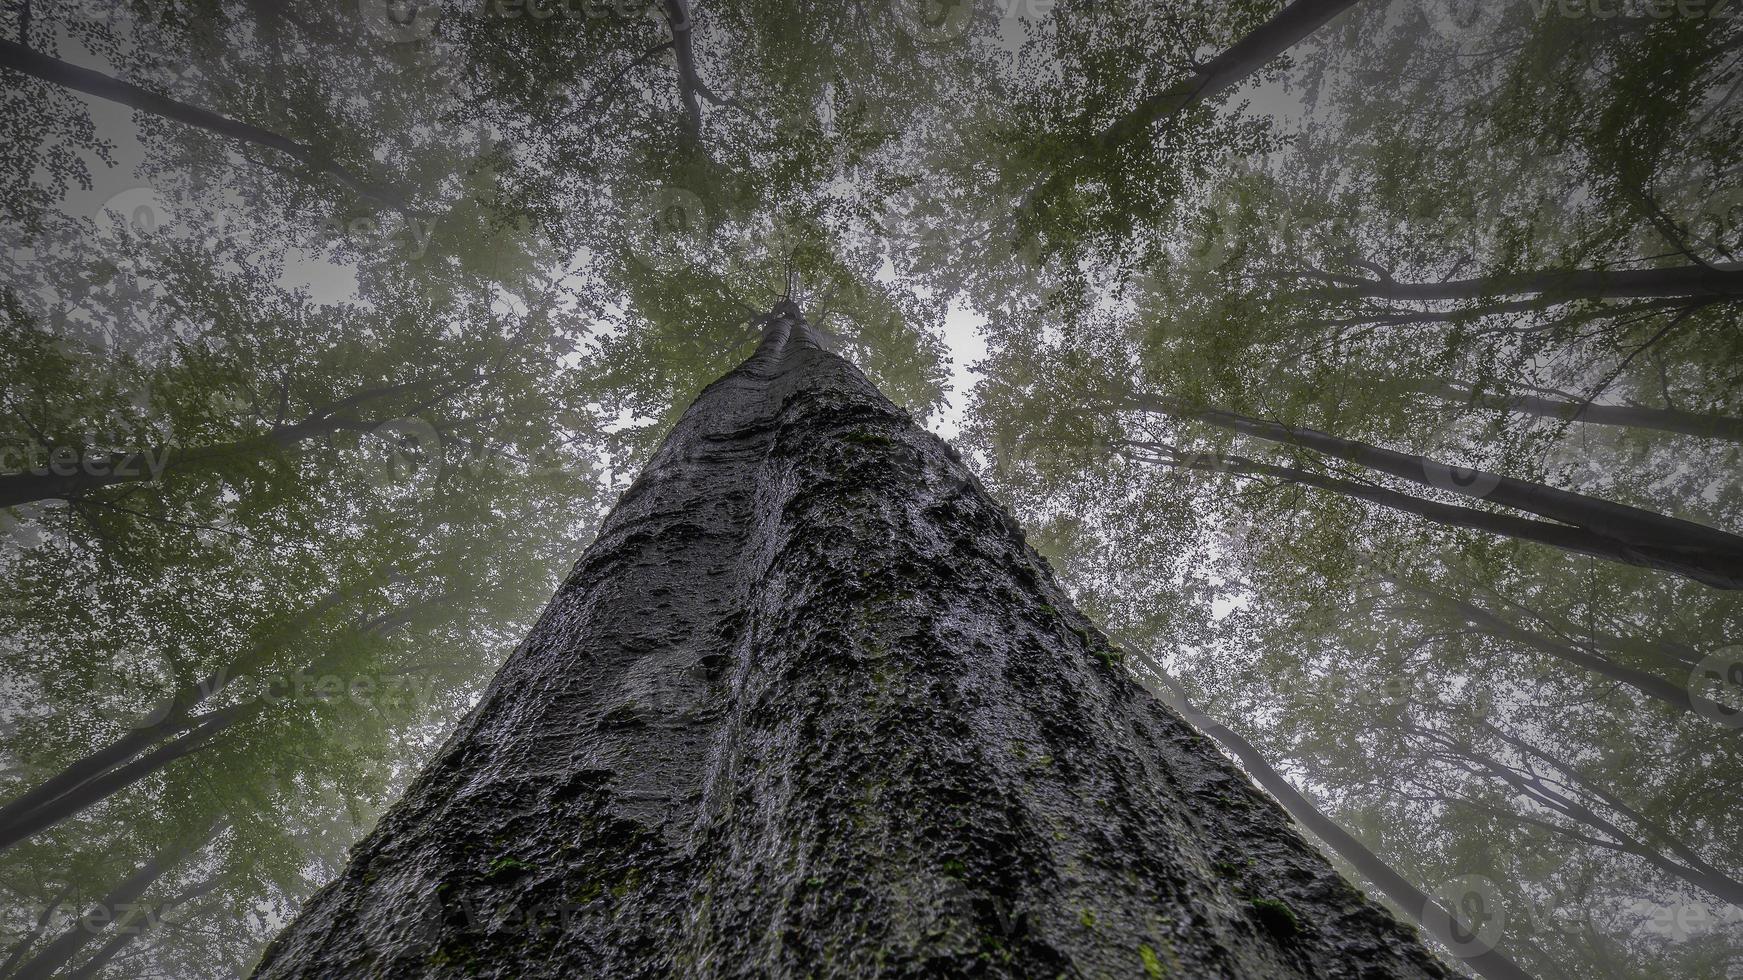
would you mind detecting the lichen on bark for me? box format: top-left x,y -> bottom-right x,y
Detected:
251,302 -> 1449,979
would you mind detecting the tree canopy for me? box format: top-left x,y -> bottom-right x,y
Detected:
1,1 -> 1738,976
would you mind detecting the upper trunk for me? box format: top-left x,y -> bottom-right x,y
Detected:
1097,0 -> 1364,149
251,303 -> 1448,979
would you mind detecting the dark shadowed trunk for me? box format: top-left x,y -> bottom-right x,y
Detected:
1386,576 -> 1698,714
0,376 -> 447,508
1421,382 -> 1743,443
1303,263 -> 1743,302
1131,396 -> 1743,589
1400,722 -> 1743,907
60,873 -> 227,980
0,579 -> 438,850
1098,0 -> 1365,149
0,38 -> 401,209
250,303 -> 1448,979
8,821 -> 219,980
1120,441 -> 1729,583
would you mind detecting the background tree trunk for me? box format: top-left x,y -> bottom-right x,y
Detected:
250,303 -> 1449,979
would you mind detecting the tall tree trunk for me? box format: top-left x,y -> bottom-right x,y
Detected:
251,303 -> 1449,979
1387,576 -> 1698,714
1098,0 -> 1365,149
1471,721 -> 1743,906
1421,382 -> 1743,443
0,583 -> 363,850
0,376 -> 447,508
0,580 -> 436,850
0,39 -> 402,209
1307,263 -> 1743,302
1122,441 -> 1726,583
61,873 -> 227,980
1119,643 -> 1534,980
1131,395 -> 1743,588
0,703 -> 249,850
8,822 -> 219,980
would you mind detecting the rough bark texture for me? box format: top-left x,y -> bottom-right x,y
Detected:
251,304 -> 1448,979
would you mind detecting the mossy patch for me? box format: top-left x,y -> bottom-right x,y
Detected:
1139,943 -> 1167,978
484,856 -> 534,882
1249,897 -> 1299,941
842,430 -> 895,448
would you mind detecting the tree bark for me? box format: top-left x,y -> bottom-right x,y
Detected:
251,303 -> 1449,978
1131,396 -> 1743,589
1097,0 -> 1364,149
0,39 -> 403,210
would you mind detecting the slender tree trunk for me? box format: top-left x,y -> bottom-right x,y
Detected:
1409,724 -> 1743,906
0,705 -> 248,850
0,39 -> 402,209
1118,644 -> 1535,980
1422,382 -> 1743,443
1132,395 -> 1743,589
251,303 -> 1449,978
0,887 -> 67,977
1124,442 -> 1724,582
0,376 -> 445,508
61,874 -> 226,980
1471,721 -> 1743,906
0,584 -> 362,850
1098,0 -> 1365,149
0,580 -> 432,850
0,414 -> 360,508
8,822 -> 219,980
1388,577 -> 1698,714
1309,263 -> 1743,303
